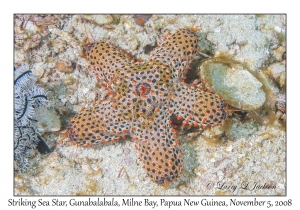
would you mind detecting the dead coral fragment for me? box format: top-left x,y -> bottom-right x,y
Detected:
55,59 -> 73,73
30,15 -> 58,26
264,62 -> 286,89
14,33 -> 41,51
133,14 -> 152,26
275,94 -> 286,114
82,15 -> 114,25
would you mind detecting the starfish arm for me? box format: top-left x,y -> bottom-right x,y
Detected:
170,83 -> 228,129
67,100 -> 132,147
150,29 -> 200,81
86,41 -> 132,88
132,105 -> 183,185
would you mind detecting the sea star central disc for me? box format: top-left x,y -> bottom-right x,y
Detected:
136,82 -> 151,96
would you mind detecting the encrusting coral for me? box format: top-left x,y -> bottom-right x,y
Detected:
14,64 -> 49,170
65,29 -> 228,185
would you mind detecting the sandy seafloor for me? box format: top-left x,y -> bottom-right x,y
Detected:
14,14 -> 286,195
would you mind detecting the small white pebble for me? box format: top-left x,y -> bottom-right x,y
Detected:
40,77 -> 49,85
214,28 -> 221,33
82,164 -> 94,174
90,164 -> 99,171
238,154 -> 245,158
226,145 -> 233,152
82,88 -> 89,94
69,97 -> 78,105
58,95 -> 65,99
274,26 -> 282,33
217,170 -> 224,177
277,183 -> 285,189
87,92 -> 96,102
60,98 -> 67,104
32,67 -> 44,78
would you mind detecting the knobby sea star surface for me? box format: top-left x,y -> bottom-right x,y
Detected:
66,29 -> 228,185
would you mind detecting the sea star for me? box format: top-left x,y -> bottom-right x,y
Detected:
66,29 -> 228,185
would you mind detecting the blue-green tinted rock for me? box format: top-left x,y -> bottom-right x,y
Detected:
199,58 -> 266,110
